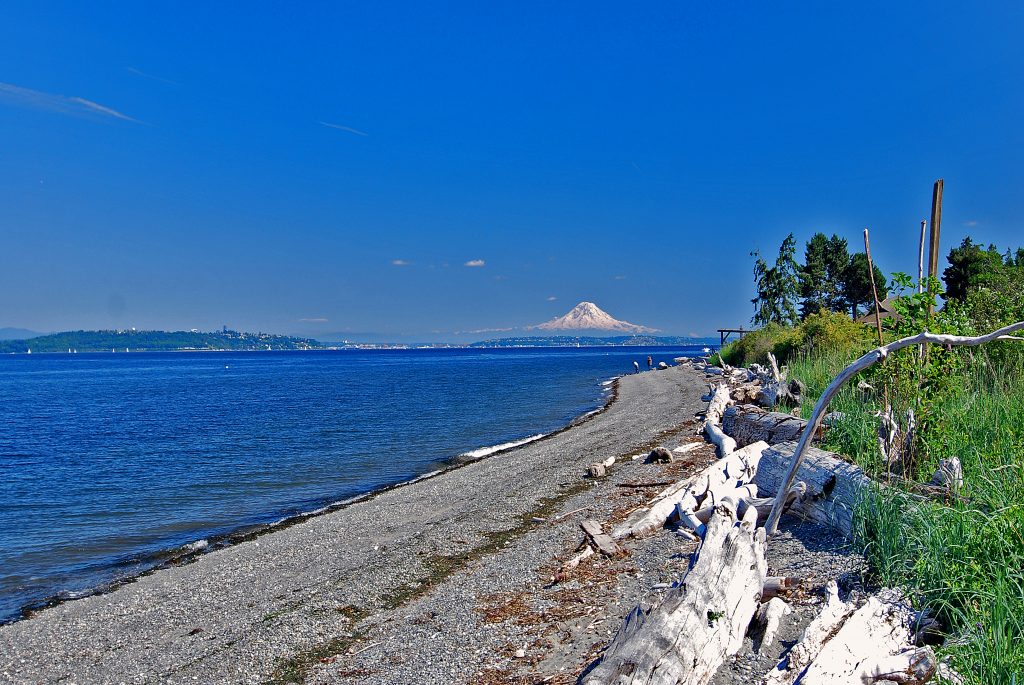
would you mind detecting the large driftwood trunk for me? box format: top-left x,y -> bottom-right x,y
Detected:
612,442 -> 767,540
583,503 -> 767,685
722,406 -> 807,448
765,586 -> 937,685
752,442 -> 870,539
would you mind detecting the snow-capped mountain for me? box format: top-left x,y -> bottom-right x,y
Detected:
530,302 -> 657,333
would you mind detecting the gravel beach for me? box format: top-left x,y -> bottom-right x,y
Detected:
1,364 -> 712,684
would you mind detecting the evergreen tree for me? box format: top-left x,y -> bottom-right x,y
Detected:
943,237 -> 1005,301
840,252 -> 888,318
799,233 -> 850,318
751,234 -> 801,326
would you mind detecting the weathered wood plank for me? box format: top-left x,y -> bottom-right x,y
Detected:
581,519 -> 623,557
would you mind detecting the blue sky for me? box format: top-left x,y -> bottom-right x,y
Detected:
1,2 -> 1022,340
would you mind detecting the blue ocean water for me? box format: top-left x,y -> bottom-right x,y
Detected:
0,346 -> 703,622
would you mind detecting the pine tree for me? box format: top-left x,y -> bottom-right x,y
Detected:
799,233 -> 850,318
751,234 -> 801,326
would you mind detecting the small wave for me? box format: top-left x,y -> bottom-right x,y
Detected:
458,433 -> 547,460
181,539 -> 208,554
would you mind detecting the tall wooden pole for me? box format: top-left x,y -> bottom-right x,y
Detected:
927,180 -> 943,315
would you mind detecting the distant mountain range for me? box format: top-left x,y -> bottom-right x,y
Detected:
0,329 -> 322,354
0,327 -> 42,341
530,302 -> 657,333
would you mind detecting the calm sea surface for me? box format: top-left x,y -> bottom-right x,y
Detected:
0,346 -> 702,622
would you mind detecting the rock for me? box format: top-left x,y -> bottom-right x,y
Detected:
588,463 -> 607,478
647,447 -> 673,464
705,367 -> 724,376
514,648 -> 526,659
657,361 -> 669,370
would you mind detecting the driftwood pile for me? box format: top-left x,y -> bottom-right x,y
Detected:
577,354 -> 956,685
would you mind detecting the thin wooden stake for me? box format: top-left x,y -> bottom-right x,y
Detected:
864,229 -> 884,347
917,220 -> 927,294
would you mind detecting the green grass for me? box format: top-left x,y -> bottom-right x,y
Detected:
787,349 -> 1024,683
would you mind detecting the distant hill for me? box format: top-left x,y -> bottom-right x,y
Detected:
0,327 -> 42,340
469,335 -> 716,348
529,302 -> 657,333
0,329 -> 323,354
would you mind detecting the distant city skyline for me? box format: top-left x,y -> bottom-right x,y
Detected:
2,2 -> 1023,337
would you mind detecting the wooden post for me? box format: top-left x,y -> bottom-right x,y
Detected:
863,229 -> 884,346
927,180 -> 943,315
918,220 -> 927,294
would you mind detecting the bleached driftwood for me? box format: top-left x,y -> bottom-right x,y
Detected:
723,406 -> 808,447
703,384 -> 737,457
797,591 -> 936,685
764,584 -> 938,685
583,502 -> 767,685
930,457 -> 963,490
612,441 -> 767,539
751,597 -> 792,654
765,321 -> 1024,535
755,442 -> 870,539
581,519 -> 623,557
763,582 -> 856,685
761,576 -> 802,601
589,455 -> 617,478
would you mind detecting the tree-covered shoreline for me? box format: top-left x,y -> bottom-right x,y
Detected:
0,329 -> 322,354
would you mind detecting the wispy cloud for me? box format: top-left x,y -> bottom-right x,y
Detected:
319,121 -> 368,136
963,220 -> 979,227
613,275 -> 627,280
391,259 -> 410,266
464,259 -> 486,268
125,66 -> 179,86
0,82 -> 139,122
455,327 -> 514,335
547,296 -> 557,301
298,317 -> 329,323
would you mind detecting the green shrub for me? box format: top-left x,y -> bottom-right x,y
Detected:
719,311 -> 871,367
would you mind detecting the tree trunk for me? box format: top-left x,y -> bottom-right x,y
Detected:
722,406 -> 807,447
754,441 -> 870,539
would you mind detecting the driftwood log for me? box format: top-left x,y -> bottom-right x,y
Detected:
754,441 -> 870,539
613,441 -> 768,539
765,320 -> 1024,535
583,502 -> 767,685
797,591 -> 936,684
703,383 -> 736,457
764,584 -> 938,685
723,406 -> 808,448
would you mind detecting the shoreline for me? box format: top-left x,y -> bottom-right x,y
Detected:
0,365 -> 700,684
6,373 -> 623,627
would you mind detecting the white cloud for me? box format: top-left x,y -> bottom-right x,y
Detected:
547,296 -> 557,301
298,317 -> 328,323
613,275 -> 627,280
319,121 -> 368,136
125,66 -> 179,86
963,220 -> 979,227
464,259 -> 486,267
0,81 -> 139,122
391,259 -> 410,266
